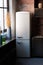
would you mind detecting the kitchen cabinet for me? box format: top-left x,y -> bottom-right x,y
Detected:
32,37 -> 43,57
32,0 -> 43,57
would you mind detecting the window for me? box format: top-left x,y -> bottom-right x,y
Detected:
0,0 -> 8,31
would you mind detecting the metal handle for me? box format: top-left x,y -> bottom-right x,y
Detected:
17,37 -> 23,38
17,42 -> 21,44
17,42 -> 23,44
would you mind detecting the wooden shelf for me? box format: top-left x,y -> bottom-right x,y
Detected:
34,8 -> 43,17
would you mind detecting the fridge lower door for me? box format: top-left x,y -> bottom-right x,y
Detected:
16,39 -> 30,57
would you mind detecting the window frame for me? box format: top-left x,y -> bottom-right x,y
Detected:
0,0 -> 9,31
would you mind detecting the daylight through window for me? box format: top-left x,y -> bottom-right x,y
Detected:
0,0 -> 7,30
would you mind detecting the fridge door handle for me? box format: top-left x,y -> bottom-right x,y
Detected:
17,42 -> 23,44
17,37 -> 23,38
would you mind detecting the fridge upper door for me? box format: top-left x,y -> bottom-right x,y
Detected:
16,12 -> 30,39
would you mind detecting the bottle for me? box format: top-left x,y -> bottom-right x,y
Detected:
2,30 -> 6,45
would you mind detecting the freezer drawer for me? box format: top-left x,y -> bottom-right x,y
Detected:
16,39 -> 30,57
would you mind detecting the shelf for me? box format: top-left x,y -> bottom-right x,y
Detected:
34,8 -> 43,17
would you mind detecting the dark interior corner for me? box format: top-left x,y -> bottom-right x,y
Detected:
0,39 -> 16,65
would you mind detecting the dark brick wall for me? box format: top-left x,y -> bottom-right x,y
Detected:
16,0 -> 34,13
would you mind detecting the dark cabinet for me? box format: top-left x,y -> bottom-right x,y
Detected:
0,39 -> 16,64
32,37 -> 43,57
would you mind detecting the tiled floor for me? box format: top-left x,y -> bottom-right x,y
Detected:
16,58 -> 43,65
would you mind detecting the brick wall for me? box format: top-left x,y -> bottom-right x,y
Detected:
16,0 -> 34,13
19,0 -> 34,4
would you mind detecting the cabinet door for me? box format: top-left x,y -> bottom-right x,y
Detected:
16,12 -> 30,39
16,39 -> 30,57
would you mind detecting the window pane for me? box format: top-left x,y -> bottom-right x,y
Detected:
0,9 -> 3,30
0,0 -> 3,7
4,9 -> 7,29
4,0 -> 7,7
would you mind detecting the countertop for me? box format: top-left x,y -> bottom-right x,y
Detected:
0,38 -> 16,64
0,38 -> 16,47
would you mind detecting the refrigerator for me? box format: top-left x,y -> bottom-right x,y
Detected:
16,11 -> 30,57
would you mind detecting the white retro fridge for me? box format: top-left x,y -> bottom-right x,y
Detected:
16,11 -> 30,57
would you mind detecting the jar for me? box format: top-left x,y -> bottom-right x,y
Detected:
38,3 -> 42,8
